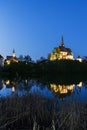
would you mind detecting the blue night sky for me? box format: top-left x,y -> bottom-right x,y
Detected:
0,0 -> 87,60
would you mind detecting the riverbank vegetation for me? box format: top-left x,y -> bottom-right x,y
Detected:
1,59 -> 87,81
0,93 -> 87,130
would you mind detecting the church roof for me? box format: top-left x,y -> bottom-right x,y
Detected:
6,56 -> 18,61
59,45 -> 72,52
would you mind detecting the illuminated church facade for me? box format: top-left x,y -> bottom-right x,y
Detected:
48,37 -> 74,60
5,49 -> 19,65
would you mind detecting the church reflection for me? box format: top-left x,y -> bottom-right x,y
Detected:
12,86 -> 15,93
0,79 -> 84,99
4,79 -> 33,93
50,82 -> 83,100
5,80 -> 17,93
6,80 -> 10,85
76,82 -> 82,87
50,84 -> 74,93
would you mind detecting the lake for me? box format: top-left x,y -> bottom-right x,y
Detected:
0,79 -> 87,103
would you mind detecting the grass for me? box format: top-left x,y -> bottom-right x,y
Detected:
0,93 -> 87,130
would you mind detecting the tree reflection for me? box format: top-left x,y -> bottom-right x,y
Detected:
0,80 -> 3,90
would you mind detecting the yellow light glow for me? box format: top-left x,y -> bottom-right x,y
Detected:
6,60 -> 10,65
60,89 -> 68,94
6,80 -> 10,85
50,84 -> 74,95
77,82 -> 82,87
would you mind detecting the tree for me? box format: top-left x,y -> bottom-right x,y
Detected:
36,56 -> 47,63
24,55 -> 32,63
19,55 -> 24,62
83,56 -> 87,60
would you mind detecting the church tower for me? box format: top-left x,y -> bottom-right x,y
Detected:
61,36 -> 64,46
12,49 -> 16,57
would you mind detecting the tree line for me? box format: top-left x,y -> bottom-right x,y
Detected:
1,59 -> 87,80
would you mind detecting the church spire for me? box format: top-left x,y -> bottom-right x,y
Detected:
12,49 -> 16,57
61,36 -> 64,46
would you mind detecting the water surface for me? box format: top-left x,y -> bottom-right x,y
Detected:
0,79 -> 87,103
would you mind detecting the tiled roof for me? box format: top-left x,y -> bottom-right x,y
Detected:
59,46 -> 72,53
7,56 -> 18,60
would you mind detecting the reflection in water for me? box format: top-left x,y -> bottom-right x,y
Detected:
6,80 -> 10,85
5,80 -> 17,93
50,84 -> 75,99
0,79 -> 87,102
3,79 -> 34,95
0,80 -> 3,90
76,82 -> 82,87
50,82 -> 84,101
25,79 -> 28,84
12,86 -> 15,93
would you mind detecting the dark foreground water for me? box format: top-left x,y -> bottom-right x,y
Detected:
0,79 -> 87,103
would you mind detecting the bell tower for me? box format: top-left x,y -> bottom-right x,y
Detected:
12,49 -> 16,57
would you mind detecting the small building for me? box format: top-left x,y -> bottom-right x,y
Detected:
48,36 -> 74,60
76,56 -> 82,62
0,55 -> 4,67
5,49 -> 19,65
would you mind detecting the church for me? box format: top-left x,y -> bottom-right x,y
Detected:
5,49 -> 19,65
48,37 -> 74,60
